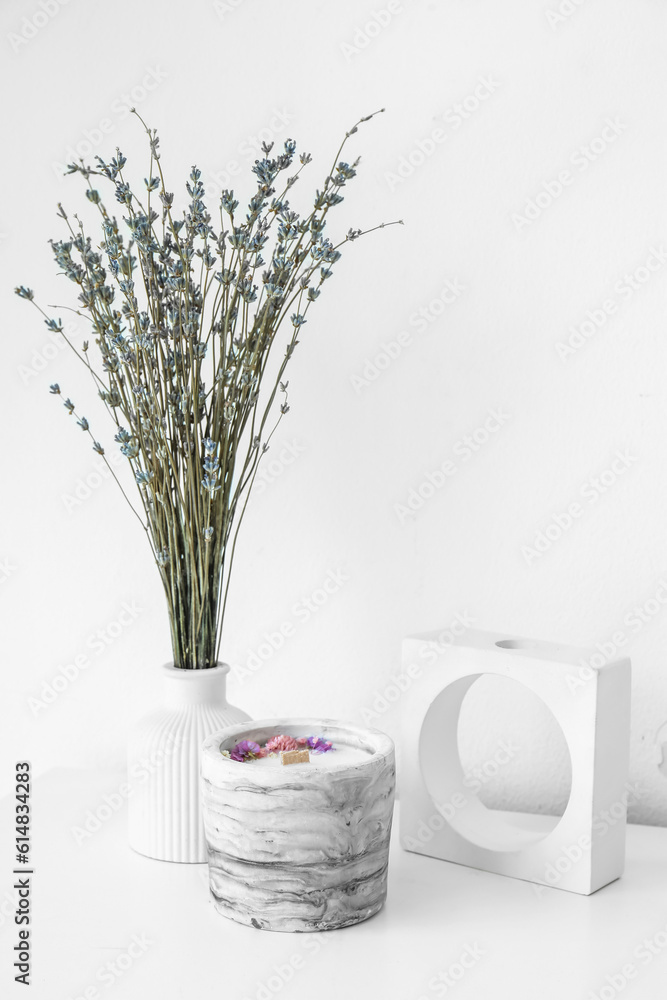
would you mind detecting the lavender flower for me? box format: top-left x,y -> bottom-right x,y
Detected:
16,108 -> 400,670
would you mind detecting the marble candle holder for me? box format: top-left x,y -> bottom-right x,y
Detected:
201,718 -> 395,932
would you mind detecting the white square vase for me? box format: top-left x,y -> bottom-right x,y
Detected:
400,629 -> 631,894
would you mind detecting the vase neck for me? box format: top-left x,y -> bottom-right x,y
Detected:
162,663 -> 230,708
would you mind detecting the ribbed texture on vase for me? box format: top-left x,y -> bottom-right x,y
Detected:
129,697 -> 248,863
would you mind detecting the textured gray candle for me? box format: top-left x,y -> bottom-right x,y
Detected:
201,719 -> 395,932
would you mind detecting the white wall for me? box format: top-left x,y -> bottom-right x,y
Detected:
2,0 -> 667,824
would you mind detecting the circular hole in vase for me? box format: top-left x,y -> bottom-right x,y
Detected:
419,673 -> 572,852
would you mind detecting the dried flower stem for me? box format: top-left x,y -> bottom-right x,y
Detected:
17,113 -> 401,668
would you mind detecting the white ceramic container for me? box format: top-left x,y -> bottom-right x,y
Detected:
128,664 -> 249,863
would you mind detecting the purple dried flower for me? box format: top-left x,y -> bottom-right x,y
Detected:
228,739 -> 263,762
306,736 -> 333,753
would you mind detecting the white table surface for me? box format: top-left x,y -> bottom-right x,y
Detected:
2,768 -> 667,1000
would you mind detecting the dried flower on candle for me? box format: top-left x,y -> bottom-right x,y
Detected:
266,735 -> 299,753
221,734 -> 335,761
225,740 -> 264,762
305,736 -> 334,753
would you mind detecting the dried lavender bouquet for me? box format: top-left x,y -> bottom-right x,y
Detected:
16,109 -> 400,669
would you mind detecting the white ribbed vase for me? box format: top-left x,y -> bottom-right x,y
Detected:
128,664 -> 249,863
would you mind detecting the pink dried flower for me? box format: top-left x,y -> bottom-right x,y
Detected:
265,734 -> 299,753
